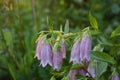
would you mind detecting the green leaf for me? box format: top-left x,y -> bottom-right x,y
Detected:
60,25 -> 63,32
93,44 -> 104,52
64,20 -> 69,34
61,75 -> 69,80
50,76 -> 56,80
8,64 -> 17,80
51,71 -> 64,76
91,51 -> 116,64
111,25 -> 120,37
89,12 -> 98,30
3,31 -> 13,47
71,64 -> 83,70
95,61 -> 108,79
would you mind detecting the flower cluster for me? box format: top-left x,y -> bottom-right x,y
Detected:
35,37 -> 66,71
70,35 -> 91,63
35,32 -> 95,79
69,35 -> 95,79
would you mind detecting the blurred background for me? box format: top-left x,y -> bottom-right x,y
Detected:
0,0 -> 120,80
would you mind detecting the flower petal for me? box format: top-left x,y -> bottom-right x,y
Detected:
70,41 -> 81,63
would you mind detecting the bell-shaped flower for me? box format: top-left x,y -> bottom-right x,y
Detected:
86,67 -> 95,78
111,75 -> 119,80
79,68 -> 86,76
69,69 -> 79,80
35,37 -> 43,60
80,35 -> 91,62
53,42 -> 66,71
70,41 -> 81,63
40,43 -> 53,67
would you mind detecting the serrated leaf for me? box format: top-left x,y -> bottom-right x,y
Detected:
64,20 -> 69,34
111,26 -> 120,37
91,51 -> 116,64
71,64 -> 83,70
89,12 -> 98,30
95,62 -> 108,79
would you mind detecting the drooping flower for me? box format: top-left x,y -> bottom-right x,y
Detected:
111,75 -> 119,80
86,67 -> 95,78
53,42 -> 66,70
80,35 -> 91,62
40,43 -> 53,67
35,37 -> 43,60
70,41 -> 81,63
69,69 -> 79,80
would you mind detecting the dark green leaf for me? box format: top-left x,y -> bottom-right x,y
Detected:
95,62 -> 108,79
91,51 -> 116,64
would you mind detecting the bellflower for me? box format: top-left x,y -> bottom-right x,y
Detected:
79,68 -> 87,76
86,67 -> 95,78
111,75 -> 119,80
35,37 -> 53,67
80,35 -> 91,62
70,41 -> 81,63
40,43 -> 53,67
35,37 -> 43,60
53,42 -> 66,70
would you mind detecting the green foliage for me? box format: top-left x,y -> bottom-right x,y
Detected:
95,62 -> 108,79
89,12 -> 98,30
64,20 -> 69,34
111,25 -> 120,37
91,51 -> 116,64
0,0 -> 120,80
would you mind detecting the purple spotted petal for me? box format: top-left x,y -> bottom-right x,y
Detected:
41,43 -> 53,67
70,41 -> 81,63
69,70 -> 79,80
111,75 -> 119,80
53,49 -> 63,71
35,37 -> 43,60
